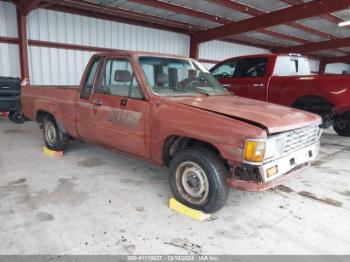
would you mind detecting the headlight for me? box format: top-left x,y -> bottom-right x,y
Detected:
265,136 -> 285,160
244,136 -> 286,164
244,139 -> 266,163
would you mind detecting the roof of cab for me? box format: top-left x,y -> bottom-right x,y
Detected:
93,50 -> 190,60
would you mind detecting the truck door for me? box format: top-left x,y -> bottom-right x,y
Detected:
211,60 -> 241,90
75,56 -> 102,143
91,57 -> 149,158
229,57 -> 269,101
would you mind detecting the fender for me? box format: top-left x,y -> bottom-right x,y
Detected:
292,95 -> 334,108
149,97 -> 269,165
34,99 -> 68,134
334,105 -> 350,115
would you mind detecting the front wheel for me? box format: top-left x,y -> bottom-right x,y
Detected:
42,116 -> 69,151
169,148 -> 229,213
333,112 -> 350,137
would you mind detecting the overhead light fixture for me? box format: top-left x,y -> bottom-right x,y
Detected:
338,20 -> 350,27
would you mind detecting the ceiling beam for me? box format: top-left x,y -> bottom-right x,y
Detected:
280,0 -> 350,55
43,0 -> 204,33
277,37 -> 350,53
130,0 -> 313,45
13,0 -> 41,15
219,37 -> 275,50
323,55 -> 350,64
40,0 -> 278,51
281,0 -> 350,28
208,0 -> 350,56
129,0 -> 231,24
228,35 -> 284,49
208,0 -> 334,40
196,0 -> 350,43
208,0 -> 264,16
257,29 -> 309,44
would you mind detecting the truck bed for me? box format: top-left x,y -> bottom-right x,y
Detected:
21,85 -> 80,137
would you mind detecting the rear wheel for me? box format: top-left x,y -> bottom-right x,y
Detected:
42,116 -> 69,151
9,111 -> 25,124
169,148 -> 229,213
333,112 -> 350,137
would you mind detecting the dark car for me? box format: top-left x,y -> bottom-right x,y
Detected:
0,76 -> 25,123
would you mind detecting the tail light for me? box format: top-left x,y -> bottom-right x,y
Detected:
21,78 -> 29,87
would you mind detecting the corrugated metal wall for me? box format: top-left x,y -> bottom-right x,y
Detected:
0,44 -> 20,77
0,1 -> 20,78
27,9 -> 190,85
199,40 -> 270,69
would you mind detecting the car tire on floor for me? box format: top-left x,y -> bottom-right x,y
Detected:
333,112 -> 350,137
42,115 -> 69,151
169,147 -> 229,213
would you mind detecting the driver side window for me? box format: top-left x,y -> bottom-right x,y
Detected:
212,60 -> 239,79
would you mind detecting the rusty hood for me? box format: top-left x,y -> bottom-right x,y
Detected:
170,95 -> 321,134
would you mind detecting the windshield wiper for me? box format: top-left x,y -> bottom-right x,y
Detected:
192,90 -> 211,96
192,90 -> 235,97
216,91 -> 235,96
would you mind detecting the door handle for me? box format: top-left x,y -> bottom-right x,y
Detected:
120,98 -> 128,106
222,84 -> 231,88
92,99 -> 103,106
253,83 -> 264,88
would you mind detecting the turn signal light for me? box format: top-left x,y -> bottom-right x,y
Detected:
244,140 -> 266,163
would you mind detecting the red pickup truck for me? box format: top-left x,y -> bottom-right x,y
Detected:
21,52 -> 321,212
211,54 -> 350,136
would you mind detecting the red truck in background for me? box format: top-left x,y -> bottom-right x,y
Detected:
21,52 -> 321,212
211,54 -> 350,136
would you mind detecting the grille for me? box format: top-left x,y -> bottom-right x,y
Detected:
283,124 -> 320,156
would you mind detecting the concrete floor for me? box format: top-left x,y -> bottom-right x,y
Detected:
0,117 -> 350,255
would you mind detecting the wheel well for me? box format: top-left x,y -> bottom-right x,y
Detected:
292,96 -> 334,111
36,111 -> 53,123
293,96 -> 336,128
162,136 -> 224,166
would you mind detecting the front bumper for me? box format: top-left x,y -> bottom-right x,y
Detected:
228,141 -> 320,191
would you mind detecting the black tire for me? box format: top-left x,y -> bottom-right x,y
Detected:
333,112 -> 350,137
8,112 -> 14,121
11,111 -> 25,124
42,116 -> 69,151
169,148 -> 229,213
293,103 -> 332,129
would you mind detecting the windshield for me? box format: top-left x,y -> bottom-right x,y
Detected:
139,56 -> 228,96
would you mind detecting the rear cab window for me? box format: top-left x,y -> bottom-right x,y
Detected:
273,56 -> 312,76
239,58 -> 267,78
